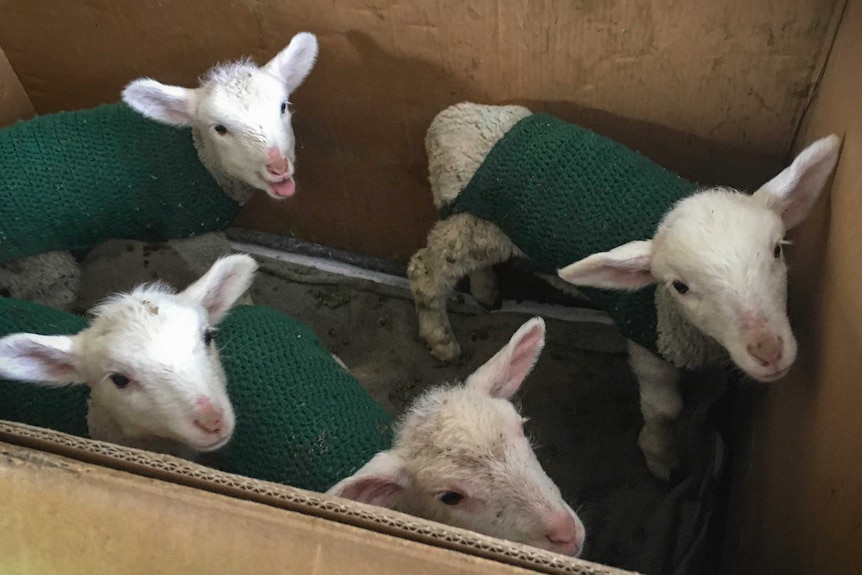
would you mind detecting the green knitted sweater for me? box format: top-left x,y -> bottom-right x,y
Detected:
0,103 -> 241,263
0,297 -> 393,492
441,114 -> 698,354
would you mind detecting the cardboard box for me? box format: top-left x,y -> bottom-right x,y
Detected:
0,1 -> 858,573
722,1 -> 862,573
0,421 -> 631,574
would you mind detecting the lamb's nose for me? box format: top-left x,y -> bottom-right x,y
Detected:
544,511 -> 584,556
193,396 -> 224,434
266,157 -> 289,176
747,334 -> 783,366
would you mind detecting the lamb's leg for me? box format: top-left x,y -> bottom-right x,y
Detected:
628,340 -> 682,480
0,252 -> 81,311
408,213 -> 515,361
468,267 -> 501,310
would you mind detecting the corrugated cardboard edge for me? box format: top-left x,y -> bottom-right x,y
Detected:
0,419 -> 638,575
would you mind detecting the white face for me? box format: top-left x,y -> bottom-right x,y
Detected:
557,134 -> 841,382
327,318 -> 586,556
0,254 -> 258,454
122,32 -> 318,200
398,385 -> 586,556
82,294 -> 235,451
651,190 -> 796,381
194,68 -> 299,199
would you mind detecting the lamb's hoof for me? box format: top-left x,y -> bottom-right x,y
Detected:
430,339 -> 461,363
639,424 -> 678,481
644,453 -> 675,481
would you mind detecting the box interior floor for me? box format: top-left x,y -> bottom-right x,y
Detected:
73,236 -> 733,574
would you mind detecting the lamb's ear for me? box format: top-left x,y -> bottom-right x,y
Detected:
0,334 -> 85,385
557,240 -> 655,289
326,451 -> 409,507
466,317 -> 545,400
753,134 -> 842,230
263,32 -> 319,94
122,79 -> 197,126
179,254 -> 258,324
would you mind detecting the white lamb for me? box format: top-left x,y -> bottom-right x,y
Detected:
122,31 -> 319,204
3,31 -> 318,309
0,254 -> 258,458
409,102 -> 842,478
328,317 -> 586,557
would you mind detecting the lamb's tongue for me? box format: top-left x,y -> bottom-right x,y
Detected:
270,178 -> 296,197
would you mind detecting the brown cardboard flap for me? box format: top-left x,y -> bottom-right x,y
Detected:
0,420 -> 638,575
0,45 -> 34,127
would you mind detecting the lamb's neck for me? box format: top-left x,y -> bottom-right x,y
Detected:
192,128 -> 258,206
655,286 -> 728,370
86,399 -> 198,460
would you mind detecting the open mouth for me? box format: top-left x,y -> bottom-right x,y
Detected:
264,175 -> 296,198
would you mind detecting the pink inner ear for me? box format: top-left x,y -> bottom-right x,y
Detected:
334,475 -> 404,507
491,321 -> 544,399
559,258 -> 653,289
505,328 -> 543,387
1,335 -> 80,384
597,266 -> 654,288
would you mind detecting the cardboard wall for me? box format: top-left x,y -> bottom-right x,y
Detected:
723,0 -> 862,572
0,45 -> 34,127
1,441 -> 580,575
0,0 -> 841,261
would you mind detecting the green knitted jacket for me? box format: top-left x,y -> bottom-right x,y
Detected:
0,103 -> 241,263
0,297 -> 393,492
441,114 -> 698,354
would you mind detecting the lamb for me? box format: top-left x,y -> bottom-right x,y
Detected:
121,31 -> 319,204
1,31 -> 318,310
328,317 -> 586,557
408,102 -> 842,479
0,254 -> 258,458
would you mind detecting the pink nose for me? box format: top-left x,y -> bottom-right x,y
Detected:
266,147 -> 289,176
747,334 -> 783,366
266,158 -> 289,176
544,511 -> 583,555
194,397 -> 224,434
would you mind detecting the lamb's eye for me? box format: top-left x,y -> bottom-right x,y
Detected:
280,101 -> 287,114
203,329 -> 214,346
773,243 -> 782,258
109,373 -> 130,389
438,491 -> 464,506
214,124 -> 228,135
672,280 -> 689,294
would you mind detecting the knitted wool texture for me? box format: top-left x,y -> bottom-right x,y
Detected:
441,114 -> 698,354
0,298 -> 393,493
0,103 -> 240,263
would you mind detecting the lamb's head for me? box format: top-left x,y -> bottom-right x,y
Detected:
122,32 -> 318,201
0,254 -> 258,453
558,134 -> 841,382
328,318 -> 585,557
